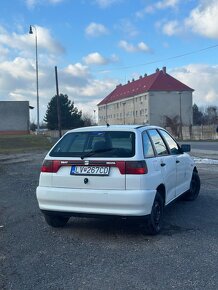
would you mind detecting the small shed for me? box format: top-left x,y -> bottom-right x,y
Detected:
0,101 -> 30,134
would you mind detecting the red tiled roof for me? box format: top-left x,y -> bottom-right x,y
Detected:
98,69 -> 194,106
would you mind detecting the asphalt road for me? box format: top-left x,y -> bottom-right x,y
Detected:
180,141 -> 218,160
0,151 -> 218,290
184,141 -> 218,151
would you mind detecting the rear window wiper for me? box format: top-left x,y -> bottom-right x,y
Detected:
81,148 -> 113,159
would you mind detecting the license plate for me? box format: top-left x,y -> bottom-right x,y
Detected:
70,166 -> 110,176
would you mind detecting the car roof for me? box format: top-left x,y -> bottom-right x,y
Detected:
67,125 -> 163,133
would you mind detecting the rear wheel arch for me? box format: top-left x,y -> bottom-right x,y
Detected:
182,170 -> 200,201
156,184 -> 166,205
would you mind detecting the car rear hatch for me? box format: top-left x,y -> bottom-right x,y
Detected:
46,159 -> 126,190
44,129 -> 138,190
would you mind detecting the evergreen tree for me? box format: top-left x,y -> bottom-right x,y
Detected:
44,94 -> 84,130
193,104 -> 203,125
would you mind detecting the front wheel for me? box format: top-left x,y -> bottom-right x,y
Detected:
43,213 -> 69,228
183,171 -> 200,201
144,192 -> 164,235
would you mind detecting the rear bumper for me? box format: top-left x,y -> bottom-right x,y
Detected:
36,186 -> 156,217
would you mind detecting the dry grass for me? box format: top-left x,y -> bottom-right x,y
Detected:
0,134 -> 54,154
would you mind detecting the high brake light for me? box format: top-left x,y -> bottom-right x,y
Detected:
41,160 -> 61,173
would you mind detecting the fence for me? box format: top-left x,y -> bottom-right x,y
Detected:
44,125 -> 218,141
166,125 -> 218,140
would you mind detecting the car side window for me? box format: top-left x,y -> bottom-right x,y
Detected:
148,129 -> 168,156
142,132 -> 155,158
159,130 -> 180,155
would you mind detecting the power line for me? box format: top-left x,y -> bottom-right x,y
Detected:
94,44 -> 218,73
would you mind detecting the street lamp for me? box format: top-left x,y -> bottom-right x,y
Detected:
93,110 -> 96,124
29,25 -> 40,133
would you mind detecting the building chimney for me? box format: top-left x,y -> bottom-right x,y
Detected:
144,73 -> 147,77
139,75 -> 142,79
162,66 -> 166,74
156,68 -> 160,72
128,80 -> 130,83
132,78 -> 135,82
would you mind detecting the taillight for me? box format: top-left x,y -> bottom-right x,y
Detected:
41,160 -> 61,173
125,161 -> 147,174
116,161 -> 147,174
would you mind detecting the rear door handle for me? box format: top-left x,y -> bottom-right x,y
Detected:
161,163 -> 166,167
176,160 -> 180,164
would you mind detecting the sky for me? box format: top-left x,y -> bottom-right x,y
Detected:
0,0 -> 218,123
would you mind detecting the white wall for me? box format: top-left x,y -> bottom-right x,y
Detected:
148,91 -> 192,126
0,101 -> 30,133
98,91 -> 193,126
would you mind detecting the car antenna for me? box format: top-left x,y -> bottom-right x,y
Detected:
104,120 -> 110,127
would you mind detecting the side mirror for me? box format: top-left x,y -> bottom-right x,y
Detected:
181,144 -> 191,152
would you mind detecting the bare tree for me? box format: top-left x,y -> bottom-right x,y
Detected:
82,113 -> 97,127
164,115 -> 180,137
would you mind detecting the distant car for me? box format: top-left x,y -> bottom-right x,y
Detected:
36,125 -> 200,235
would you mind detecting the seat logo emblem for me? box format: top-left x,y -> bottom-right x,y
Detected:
84,161 -> 89,165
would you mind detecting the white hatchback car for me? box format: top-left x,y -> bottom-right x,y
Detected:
36,125 -> 200,234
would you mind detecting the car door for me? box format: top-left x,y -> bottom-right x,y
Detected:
159,129 -> 191,197
147,129 -> 177,204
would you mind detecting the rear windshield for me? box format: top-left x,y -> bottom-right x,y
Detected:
49,131 -> 135,158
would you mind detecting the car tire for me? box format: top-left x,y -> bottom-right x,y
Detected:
144,192 -> 164,235
43,213 -> 69,228
182,171 -> 200,201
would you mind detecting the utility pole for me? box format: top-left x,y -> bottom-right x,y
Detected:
123,102 -> 126,124
179,92 -> 183,140
55,66 -> 62,138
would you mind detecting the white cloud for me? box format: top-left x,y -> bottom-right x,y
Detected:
26,0 -> 65,9
83,52 -> 119,65
26,0 -> 36,9
0,57 -> 34,81
115,20 -> 139,37
78,79 -> 116,98
83,52 -> 107,65
162,20 -> 181,36
85,22 -> 109,37
0,45 -> 9,60
136,0 -> 180,17
95,0 -> 121,8
156,0 -> 180,9
185,0 -> 218,39
0,54 -> 118,122
118,40 -> 150,53
170,64 -> 218,106
0,25 -> 64,57
0,25 -> 118,123
64,63 -> 90,78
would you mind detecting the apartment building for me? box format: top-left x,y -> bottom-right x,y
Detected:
98,67 -> 194,127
